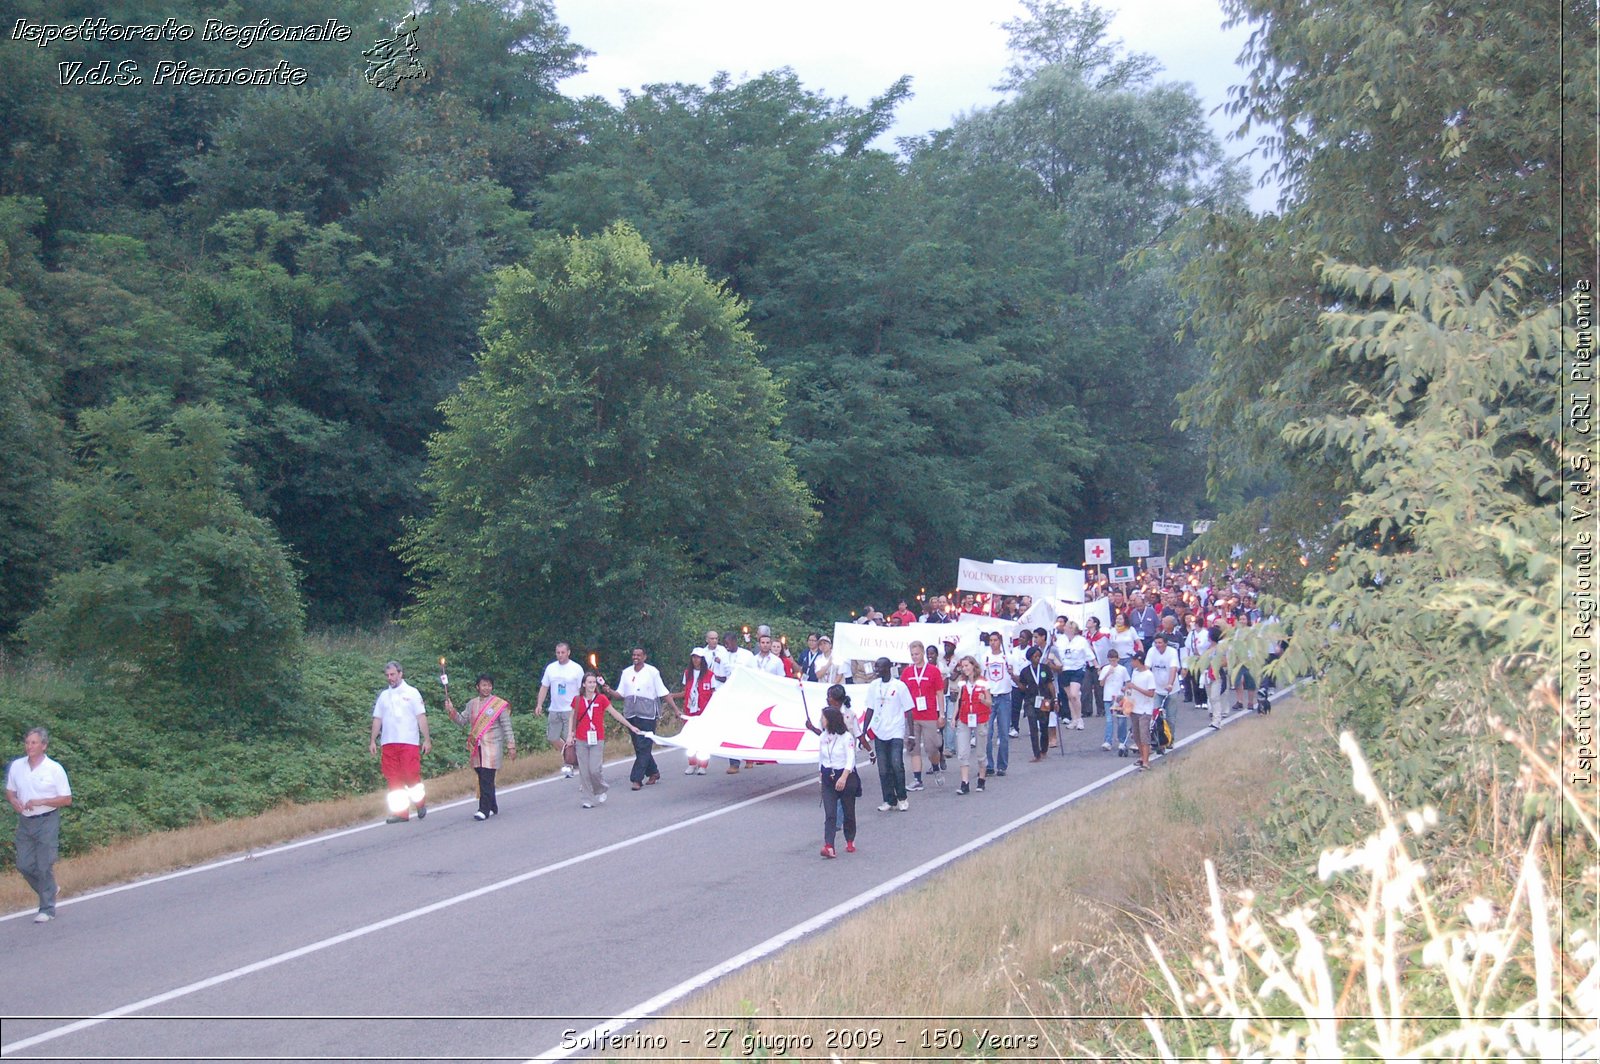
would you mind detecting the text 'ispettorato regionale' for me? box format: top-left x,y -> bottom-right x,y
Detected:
10,17 -> 354,87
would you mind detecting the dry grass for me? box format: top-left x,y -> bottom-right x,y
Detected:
627,702 -> 1310,1057
0,739 -> 627,913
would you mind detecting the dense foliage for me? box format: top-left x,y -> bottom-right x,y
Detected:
402,223 -> 816,674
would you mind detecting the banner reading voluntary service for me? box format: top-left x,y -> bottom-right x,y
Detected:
957,558 -> 1061,597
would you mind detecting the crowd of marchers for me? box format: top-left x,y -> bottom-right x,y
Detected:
365,560 -> 1288,863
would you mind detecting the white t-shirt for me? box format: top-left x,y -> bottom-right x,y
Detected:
1057,635 -> 1093,671
1100,662 -> 1129,704
1129,667 -> 1157,716
373,681 -> 426,745
981,651 -> 1014,695
1146,645 -> 1181,692
6,755 -> 71,816
752,652 -> 786,677
863,677 -> 913,741
541,660 -> 585,713
707,646 -> 732,686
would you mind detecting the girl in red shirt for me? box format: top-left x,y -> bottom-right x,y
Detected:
564,672 -> 636,808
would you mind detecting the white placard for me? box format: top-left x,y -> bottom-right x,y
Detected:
1192,520 -> 1213,534
1128,539 -> 1151,558
1148,556 -> 1168,572
1055,566 -> 1086,602
1109,564 -> 1136,583
1083,538 -> 1112,565
1152,521 -> 1185,536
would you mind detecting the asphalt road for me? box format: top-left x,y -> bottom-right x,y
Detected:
0,694 -> 1283,1063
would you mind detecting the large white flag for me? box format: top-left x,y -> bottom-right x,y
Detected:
649,666 -> 836,766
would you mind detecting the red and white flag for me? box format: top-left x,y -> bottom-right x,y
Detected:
648,666 -> 842,766
1084,538 -> 1112,565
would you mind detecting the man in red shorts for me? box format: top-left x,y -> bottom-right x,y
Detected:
370,661 -> 433,823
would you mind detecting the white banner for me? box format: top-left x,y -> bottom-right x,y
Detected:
1152,521 -> 1185,536
956,558 -> 1060,596
994,559 -> 1085,603
1084,539 -> 1112,565
1016,597 -> 1111,633
830,621 -> 954,666
650,666 -> 837,766
1129,539 -> 1151,558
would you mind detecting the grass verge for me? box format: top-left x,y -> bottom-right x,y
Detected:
624,700 -> 1311,1058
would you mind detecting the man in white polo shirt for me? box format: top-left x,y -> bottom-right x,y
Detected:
7,727 -> 72,922
535,642 -> 585,778
369,661 -> 432,823
863,657 -> 915,811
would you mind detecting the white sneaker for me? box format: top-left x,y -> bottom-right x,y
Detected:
877,802 -> 894,812
684,765 -> 696,774
896,799 -> 909,811
1009,728 -> 1019,738
597,792 -> 607,803
696,766 -> 707,774
33,912 -> 52,923
1074,721 -> 1085,730
581,801 -> 593,808
562,766 -> 574,778
472,811 -> 488,821
1101,742 -> 1112,751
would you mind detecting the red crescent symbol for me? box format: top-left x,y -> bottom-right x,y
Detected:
723,704 -> 806,751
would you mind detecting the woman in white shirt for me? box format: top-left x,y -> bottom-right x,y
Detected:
805,684 -> 860,858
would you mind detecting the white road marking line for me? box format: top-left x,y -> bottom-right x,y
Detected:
524,683 -> 1298,1063
0,751 -> 659,923
0,772 -> 813,1056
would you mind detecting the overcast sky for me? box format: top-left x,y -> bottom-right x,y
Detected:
551,0 -> 1279,213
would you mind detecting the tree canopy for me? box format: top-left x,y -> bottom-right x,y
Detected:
402,224 -> 815,669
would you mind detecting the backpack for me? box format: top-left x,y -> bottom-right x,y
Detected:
1151,707 -> 1173,749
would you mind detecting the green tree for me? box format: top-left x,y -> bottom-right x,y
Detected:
1174,0 -> 1591,572
23,399 -> 305,726
0,198 -> 63,640
403,223 -> 815,669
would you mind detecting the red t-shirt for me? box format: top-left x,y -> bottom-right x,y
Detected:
572,694 -> 610,742
900,662 -> 945,721
890,608 -> 917,627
